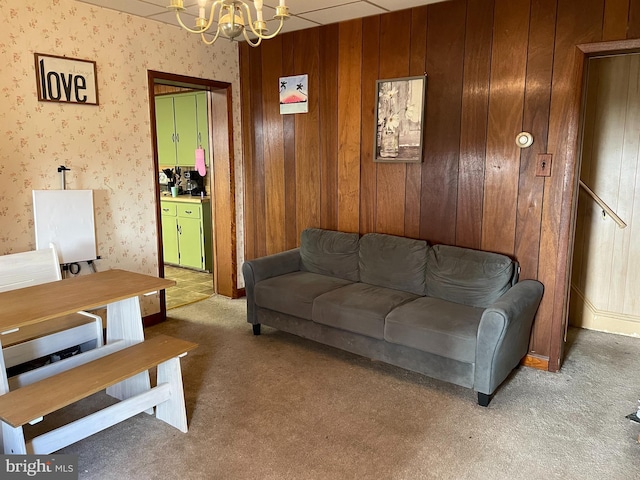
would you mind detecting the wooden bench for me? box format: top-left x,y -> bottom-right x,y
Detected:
0,334 -> 197,455
0,247 -> 103,374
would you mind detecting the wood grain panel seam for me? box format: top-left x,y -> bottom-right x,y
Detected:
627,0 -> 640,38
532,0 -> 560,269
337,20 -> 363,233
600,1 -> 607,40
482,0 -> 532,255
601,0 -> 630,41
623,0 -> 632,38
478,0 -> 496,248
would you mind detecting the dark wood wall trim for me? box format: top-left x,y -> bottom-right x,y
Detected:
210,88 -> 238,298
148,70 -> 238,312
522,354 -> 550,371
143,311 -> 164,328
239,0 -> 640,371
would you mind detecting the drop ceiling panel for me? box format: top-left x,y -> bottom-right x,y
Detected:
243,4 -> 320,32
148,10 -> 198,29
78,0 -> 166,17
300,2 -> 387,25
76,0 -> 449,35
369,0 -> 446,9
267,15 -> 321,34
143,0 -> 198,6
262,0 -> 361,15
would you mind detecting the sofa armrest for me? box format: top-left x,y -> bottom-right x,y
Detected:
474,279 -> 544,396
242,248 -> 301,325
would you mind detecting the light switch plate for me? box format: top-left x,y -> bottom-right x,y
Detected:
536,154 -> 552,177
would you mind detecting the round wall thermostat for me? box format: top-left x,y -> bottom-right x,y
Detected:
515,132 -> 534,148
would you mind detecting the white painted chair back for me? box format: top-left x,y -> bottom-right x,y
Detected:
0,246 -> 103,373
0,247 -> 62,293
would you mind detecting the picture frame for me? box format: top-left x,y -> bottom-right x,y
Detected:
374,75 -> 426,163
34,53 -> 99,105
279,74 -> 308,114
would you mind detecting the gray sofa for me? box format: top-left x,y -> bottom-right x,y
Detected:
242,228 -> 543,406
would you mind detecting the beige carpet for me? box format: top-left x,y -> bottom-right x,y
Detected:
27,295 -> 640,479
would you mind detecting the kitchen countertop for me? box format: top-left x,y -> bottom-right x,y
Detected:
160,194 -> 211,203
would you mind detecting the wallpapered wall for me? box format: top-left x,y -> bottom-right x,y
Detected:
0,0 -> 244,315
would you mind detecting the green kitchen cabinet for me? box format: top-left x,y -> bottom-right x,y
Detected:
155,96 -> 177,167
155,92 -> 209,168
160,202 -> 179,265
177,216 -> 202,269
195,91 -> 210,166
173,95 -> 198,166
160,199 -> 212,272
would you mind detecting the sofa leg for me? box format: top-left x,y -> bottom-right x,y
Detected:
477,392 -> 492,407
252,324 -> 261,336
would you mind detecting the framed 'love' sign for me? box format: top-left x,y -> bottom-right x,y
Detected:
34,53 -> 99,105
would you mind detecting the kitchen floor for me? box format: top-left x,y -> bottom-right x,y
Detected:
164,265 -> 213,310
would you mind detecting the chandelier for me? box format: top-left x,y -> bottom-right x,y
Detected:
168,0 -> 290,47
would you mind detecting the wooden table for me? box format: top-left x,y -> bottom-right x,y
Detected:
0,269 -> 175,396
0,269 -> 202,455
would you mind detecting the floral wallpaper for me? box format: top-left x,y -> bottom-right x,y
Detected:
0,0 -> 244,315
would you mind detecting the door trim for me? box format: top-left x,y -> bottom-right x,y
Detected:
147,70 -> 240,320
553,38 -> 640,371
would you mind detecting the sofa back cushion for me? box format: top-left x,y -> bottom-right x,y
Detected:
359,233 -> 429,296
300,228 -> 360,281
425,245 -> 517,308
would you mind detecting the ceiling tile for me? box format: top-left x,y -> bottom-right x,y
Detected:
260,14 -> 320,35
299,2 -> 386,25
148,10 -> 199,28
262,0 -> 355,15
182,3 -> 208,16
143,1 -> 201,17
75,0 -> 452,36
143,0 -> 198,6
369,0 -> 447,9
76,0 -> 166,17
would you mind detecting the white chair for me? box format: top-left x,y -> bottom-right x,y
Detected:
0,246 -> 104,372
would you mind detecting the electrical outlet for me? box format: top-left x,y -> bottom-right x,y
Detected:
536,154 -> 552,177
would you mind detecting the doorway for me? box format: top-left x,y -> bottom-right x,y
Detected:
569,53 -> 640,336
148,71 -> 239,319
541,39 -> 640,370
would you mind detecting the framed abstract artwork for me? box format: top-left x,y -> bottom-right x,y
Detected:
279,74 -> 308,114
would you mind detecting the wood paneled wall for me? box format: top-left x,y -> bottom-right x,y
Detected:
240,0 -> 640,370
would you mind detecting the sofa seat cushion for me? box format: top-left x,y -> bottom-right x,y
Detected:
255,272 -> 353,320
384,296 -> 484,363
312,283 -> 419,340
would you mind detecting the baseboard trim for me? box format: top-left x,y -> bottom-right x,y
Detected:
522,354 -> 549,371
570,286 -> 640,337
143,311 -> 164,328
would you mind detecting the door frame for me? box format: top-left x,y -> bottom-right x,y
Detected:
147,70 -> 240,320
553,38 -> 640,369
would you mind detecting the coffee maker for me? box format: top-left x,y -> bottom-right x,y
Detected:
184,170 -> 206,196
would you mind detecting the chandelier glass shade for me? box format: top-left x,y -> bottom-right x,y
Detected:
168,0 -> 289,47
